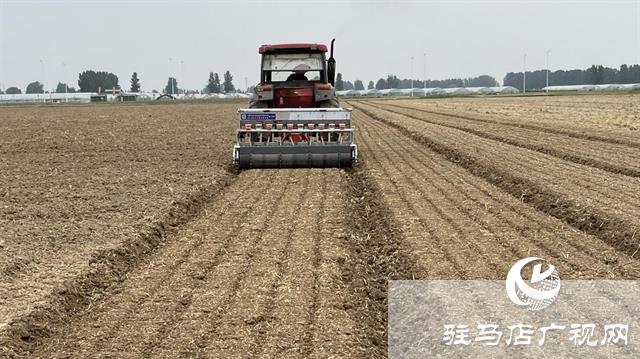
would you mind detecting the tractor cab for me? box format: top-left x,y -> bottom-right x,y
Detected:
251,42 -> 338,108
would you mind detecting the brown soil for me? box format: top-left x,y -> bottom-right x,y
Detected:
349,100 -> 640,258
28,169 -> 359,358
367,101 -> 640,177
0,102 -> 238,355
2,95 -> 640,357
382,94 -> 640,142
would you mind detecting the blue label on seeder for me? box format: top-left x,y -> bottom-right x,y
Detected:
241,113 -> 276,120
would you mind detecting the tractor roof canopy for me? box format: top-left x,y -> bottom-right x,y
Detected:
259,43 -> 328,54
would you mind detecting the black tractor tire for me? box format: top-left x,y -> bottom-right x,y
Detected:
317,99 -> 340,108
248,100 -> 270,109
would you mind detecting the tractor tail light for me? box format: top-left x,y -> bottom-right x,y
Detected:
256,84 -> 273,92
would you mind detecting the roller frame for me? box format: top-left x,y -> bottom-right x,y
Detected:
233,108 -> 358,169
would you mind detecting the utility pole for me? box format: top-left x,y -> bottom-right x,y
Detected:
39,59 -> 46,101
523,54 -> 527,94
62,62 -> 68,101
180,60 -> 184,94
410,56 -> 414,96
169,58 -> 174,95
40,59 -> 45,94
545,50 -> 551,93
423,53 -> 427,89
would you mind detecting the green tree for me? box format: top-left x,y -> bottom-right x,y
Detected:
223,70 -> 235,92
130,72 -> 140,92
335,73 -> 344,91
5,86 -> 21,94
588,65 -> 605,85
354,80 -> 364,90
26,81 -> 44,94
206,72 -> 221,93
78,70 -> 119,92
367,80 -> 374,89
164,77 -> 178,94
468,75 -> 498,87
386,75 -> 400,88
344,81 -> 354,90
375,78 -> 388,90
55,82 -> 70,93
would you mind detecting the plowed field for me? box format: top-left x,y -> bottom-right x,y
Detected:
1,94 -> 639,358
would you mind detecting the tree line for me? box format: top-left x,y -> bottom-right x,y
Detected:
1,69 -> 238,95
3,63 -> 640,95
335,73 -> 499,91
504,64 -> 640,90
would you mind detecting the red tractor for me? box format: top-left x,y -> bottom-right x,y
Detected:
249,40 -> 339,109
233,39 -> 357,169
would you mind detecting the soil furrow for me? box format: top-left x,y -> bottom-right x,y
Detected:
298,173 -> 327,357
350,102 -> 640,261
359,117 -> 509,278
358,101 -> 640,205
81,171 -> 262,349
31,171 -> 274,357
147,172 -> 292,357
371,100 -> 640,149
0,167 -> 237,356
341,164 -> 419,358
357,127 -> 469,278
379,95 -> 640,145
247,175 -> 310,357
358,112 -> 639,278
368,101 -> 640,177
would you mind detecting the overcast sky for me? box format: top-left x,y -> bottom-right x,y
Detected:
1,0 -> 639,91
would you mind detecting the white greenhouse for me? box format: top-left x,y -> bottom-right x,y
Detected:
616,83 -> 640,90
441,87 -> 472,96
0,92 -> 93,103
379,88 -> 403,96
542,85 -> 596,92
594,84 -> 620,91
489,86 -> 520,94
411,88 -> 427,97
335,90 -> 357,97
424,87 -> 445,95
465,87 -> 493,95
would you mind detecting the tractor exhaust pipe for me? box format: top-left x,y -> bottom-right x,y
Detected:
328,38 -> 336,86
